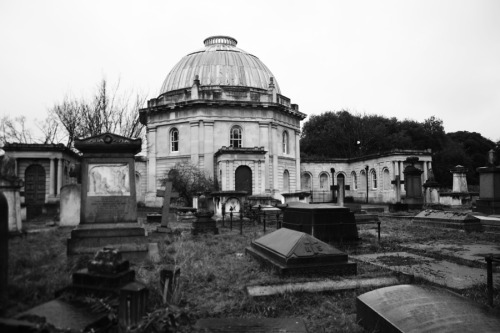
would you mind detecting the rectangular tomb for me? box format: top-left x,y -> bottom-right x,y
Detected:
282,203 -> 358,242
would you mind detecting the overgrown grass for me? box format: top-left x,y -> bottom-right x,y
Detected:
6,217 -> 500,331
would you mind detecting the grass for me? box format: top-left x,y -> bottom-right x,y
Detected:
5,216 -> 500,332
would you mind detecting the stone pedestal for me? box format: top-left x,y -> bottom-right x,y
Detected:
67,133 -> 149,260
475,166 -> 500,215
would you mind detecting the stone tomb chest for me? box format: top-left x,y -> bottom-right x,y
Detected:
357,284 -> 500,332
67,133 -> 148,259
282,203 -> 358,243
246,228 -> 357,275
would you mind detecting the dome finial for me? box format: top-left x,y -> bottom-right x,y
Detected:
204,36 -> 237,47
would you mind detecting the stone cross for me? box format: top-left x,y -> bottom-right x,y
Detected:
391,175 -> 405,203
156,180 -> 179,230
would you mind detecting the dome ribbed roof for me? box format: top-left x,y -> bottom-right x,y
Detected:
159,36 -> 281,95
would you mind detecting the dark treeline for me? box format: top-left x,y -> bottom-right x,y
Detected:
300,110 -> 498,187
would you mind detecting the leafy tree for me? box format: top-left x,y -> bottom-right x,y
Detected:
161,161 -> 215,206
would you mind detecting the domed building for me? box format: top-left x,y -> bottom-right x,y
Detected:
140,36 -> 306,207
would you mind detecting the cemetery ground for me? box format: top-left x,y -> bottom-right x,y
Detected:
4,209 -> 500,332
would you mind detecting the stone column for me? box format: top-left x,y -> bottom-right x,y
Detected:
49,158 -> 55,196
259,123 -> 270,191
295,130 -> 301,191
204,121 -> 214,178
57,158 -> 63,195
228,161 -> 234,190
190,122 -> 199,165
146,128 -> 157,193
220,162 -> 226,191
271,123 -> 278,192
254,160 -> 260,194
423,161 -> 428,182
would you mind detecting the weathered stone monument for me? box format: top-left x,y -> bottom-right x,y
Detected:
402,156 -> 423,209
357,284 -> 500,332
281,203 -> 358,243
475,149 -> 500,214
413,209 -> 481,232
67,133 -> 149,259
246,228 -> 357,275
59,183 -> 81,226
0,149 -> 23,233
192,193 -> 218,235
0,191 -> 8,310
440,165 -> 477,207
423,168 -> 440,207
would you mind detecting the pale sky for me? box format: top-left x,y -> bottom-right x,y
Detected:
1,0 -> 499,141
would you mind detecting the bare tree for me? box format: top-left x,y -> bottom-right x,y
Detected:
51,78 -> 147,147
0,115 -> 34,145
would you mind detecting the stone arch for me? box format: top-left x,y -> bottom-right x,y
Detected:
283,169 -> 290,192
301,172 -> 312,191
350,171 -> 358,190
235,165 -> 252,194
370,168 -> 378,189
319,172 -> 330,190
382,167 -> 391,190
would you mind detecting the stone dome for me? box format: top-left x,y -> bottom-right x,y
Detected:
159,36 -> 281,95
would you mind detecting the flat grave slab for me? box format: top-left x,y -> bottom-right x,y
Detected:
246,276 -> 399,297
352,252 -> 500,289
16,299 -> 108,332
246,228 -> 356,275
402,241 -> 500,267
412,209 -> 481,232
194,317 -> 308,333
357,284 -> 500,333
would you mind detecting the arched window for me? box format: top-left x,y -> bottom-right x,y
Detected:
282,131 -> 289,154
170,128 -> 179,152
230,126 -> 242,148
319,172 -> 329,190
360,170 -> 367,191
351,171 -> 357,190
371,169 -> 377,189
283,169 -> 290,192
301,172 -> 312,191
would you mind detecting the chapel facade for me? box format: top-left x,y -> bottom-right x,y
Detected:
139,36 -> 306,206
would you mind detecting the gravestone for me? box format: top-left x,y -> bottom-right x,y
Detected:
155,180 -> 179,233
402,157 -> 423,209
192,193 -> 218,235
281,203 -> 358,243
357,284 -> 500,332
59,184 -> 81,226
475,149 -> 500,214
0,191 -> 8,308
413,209 -> 481,232
246,228 -> 357,275
67,133 -> 149,260
0,150 -> 23,233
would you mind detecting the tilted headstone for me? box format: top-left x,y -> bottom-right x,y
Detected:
156,180 -> 179,233
357,284 -> 500,333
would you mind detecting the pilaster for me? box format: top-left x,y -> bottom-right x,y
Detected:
190,122 -> 199,165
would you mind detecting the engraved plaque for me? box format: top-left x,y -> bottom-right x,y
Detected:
88,163 -> 130,196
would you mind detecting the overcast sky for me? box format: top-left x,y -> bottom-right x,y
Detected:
1,0 -> 499,142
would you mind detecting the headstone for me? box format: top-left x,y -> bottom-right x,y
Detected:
475,152 -> 500,214
59,184 -> 81,226
246,228 -> 357,275
195,318 -> 308,333
357,284 -> 500,333
67,133 -> 149,260
0,151 -> 23,233
451,165 -> 468,192
402,157 -> 423,209
0,191 -> 8,308
192,193 -> 218,235
281,203 -> 358,242
118,281 -> 148,332
413,209 -> 481,232
423,169 -> 440,207
156,180 -> 179,233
